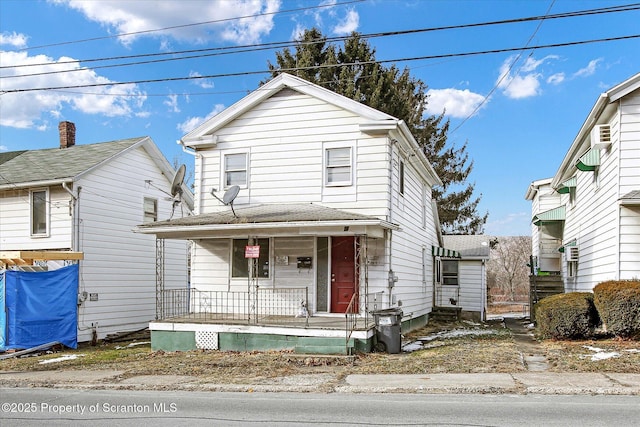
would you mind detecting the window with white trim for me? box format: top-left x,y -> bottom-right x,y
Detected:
232,238 -> 270,278
30,188 -> 49,236
224,152 -> 248,187
442,260 -> 459,286
325,147 -> 352,186
143,197 -> 157,223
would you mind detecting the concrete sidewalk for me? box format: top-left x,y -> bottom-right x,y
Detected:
2,370 -> 640,395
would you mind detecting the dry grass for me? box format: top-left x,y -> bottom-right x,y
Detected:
1,319 -> 638,383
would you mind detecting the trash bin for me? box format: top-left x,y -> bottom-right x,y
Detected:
372,308 -> 403,353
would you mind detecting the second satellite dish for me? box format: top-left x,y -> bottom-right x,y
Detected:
211,185 -> 240,217
170,164 -> 186,197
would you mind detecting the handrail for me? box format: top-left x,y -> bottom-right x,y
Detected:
344,292 -> 359,354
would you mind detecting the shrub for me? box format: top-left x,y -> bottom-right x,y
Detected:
535,292 -> 599,339
593,280 -> 640,338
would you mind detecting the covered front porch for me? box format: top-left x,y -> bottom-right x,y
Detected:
151,287 -> 387,354
140,203 -> 402,354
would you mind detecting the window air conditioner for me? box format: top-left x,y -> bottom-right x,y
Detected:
590,124 -> 611,149
565,246 -> 579,262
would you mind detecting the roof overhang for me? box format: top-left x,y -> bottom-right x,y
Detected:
0,178 -> 72,191
620,190 -> 640,206
136,204 -> 399,240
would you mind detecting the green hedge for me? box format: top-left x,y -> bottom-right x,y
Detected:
535,292 -> 599,339
593,280 -> 640,338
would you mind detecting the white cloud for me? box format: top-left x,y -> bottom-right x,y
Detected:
189,71 -> 214,89
0,50 -> 146,129
496,54 -> 564,99
574,58 -> 602,78
164,94 -> 180,113
425,88 -> 486,119
0,145 -> 8,152
332,9 -> 359,35
53,0 -> 281,46
0,31 -> 28,48
547,73 -> 565,85
483,212 -> 529,236
177,104 -> 225,134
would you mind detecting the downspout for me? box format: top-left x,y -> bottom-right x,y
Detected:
61,182 -> 78,251
387,138 -> 397,306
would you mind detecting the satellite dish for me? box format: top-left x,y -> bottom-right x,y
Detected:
170,164 -> 186,197
211,185 -> 240,217
222,185 -> 240,205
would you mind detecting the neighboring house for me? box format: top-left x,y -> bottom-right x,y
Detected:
526,72 -> 640,292
439,235 -> 492,322
138,73 -> 465,354
0,122 -> 194,343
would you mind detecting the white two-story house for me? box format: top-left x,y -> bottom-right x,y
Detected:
526,72 -> 640,292
1,122 -> 193,344
139,73 -> 462,354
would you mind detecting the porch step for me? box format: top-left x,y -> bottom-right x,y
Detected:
431,307 -> 461,322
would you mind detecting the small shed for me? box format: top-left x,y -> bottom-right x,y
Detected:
441,235 -> 493,321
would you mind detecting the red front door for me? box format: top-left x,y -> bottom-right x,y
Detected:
331,236 -> 358,313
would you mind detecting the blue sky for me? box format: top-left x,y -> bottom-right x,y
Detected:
1,0 -> 639,236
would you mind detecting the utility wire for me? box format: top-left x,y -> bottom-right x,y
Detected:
2,34 -> 638,94
450,0 -> 556,134
13,0 -> 366,53
3,2 -> 639,75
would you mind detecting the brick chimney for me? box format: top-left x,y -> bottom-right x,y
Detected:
59,121 -> 76,149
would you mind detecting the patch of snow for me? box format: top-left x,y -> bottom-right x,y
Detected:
115,341 -> 150,350
416,329 -> 496,342
624,349 -> 640,354
590,352 -> 620,361
462,320 -> 480,326
39,354 -> 85,364
582,345 -> 622,362
402,342 -> 424,353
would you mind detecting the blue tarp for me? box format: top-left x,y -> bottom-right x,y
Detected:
0,264 -> 78,351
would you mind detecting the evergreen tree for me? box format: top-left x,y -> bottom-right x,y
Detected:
267,29 -> 487,234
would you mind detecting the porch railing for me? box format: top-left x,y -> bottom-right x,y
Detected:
157,287 -> 308,326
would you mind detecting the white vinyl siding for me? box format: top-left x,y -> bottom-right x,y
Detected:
0,187 -> 72,250
457,260 -> 486,318
194,91 -> 389,216
73,145 -> 189,342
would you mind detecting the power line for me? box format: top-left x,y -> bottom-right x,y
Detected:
14,0 -> 366,53
3,2 -> 639,76
2,34 -> 638,94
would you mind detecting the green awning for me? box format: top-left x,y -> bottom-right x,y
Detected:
432,246 -> 460,258
558,239 -> 577,253
532,205 -> 565,226
576,148 -> 600,171
556,176 -> 577,194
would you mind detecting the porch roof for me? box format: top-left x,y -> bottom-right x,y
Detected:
136,203 -> 399,239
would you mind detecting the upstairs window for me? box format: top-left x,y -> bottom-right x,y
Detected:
224,152 -> 248,187
143,197 -> 157,223
30,188 -> 49,236
325,147 -> 352,186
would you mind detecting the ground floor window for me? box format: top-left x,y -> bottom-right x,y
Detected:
442,260 -> 459,286
232,238 -> 270,278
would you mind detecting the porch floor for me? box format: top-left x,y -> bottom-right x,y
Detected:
155,313 -> 376,331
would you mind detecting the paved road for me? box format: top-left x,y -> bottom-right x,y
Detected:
2,388 -> 640,426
